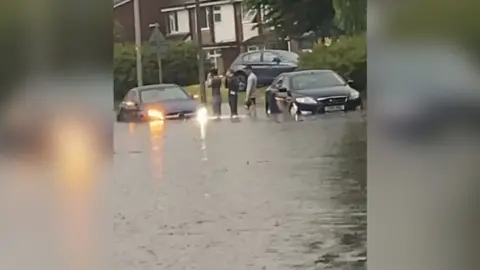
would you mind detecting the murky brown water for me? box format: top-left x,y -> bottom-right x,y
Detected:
114,110 -> 366,270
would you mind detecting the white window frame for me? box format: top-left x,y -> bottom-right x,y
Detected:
168,12 -> 178,33
207,49 -> 222,68
202,8 -> 210,30
213,6 -> 222,22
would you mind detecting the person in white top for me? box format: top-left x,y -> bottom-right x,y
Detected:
244,65 -> 258,118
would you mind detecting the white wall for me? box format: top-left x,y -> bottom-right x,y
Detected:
177,10 -> 190,33
213,5 -> 236,43
242,22 -> 259,41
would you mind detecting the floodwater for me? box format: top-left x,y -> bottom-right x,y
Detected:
113,109 -> 366,270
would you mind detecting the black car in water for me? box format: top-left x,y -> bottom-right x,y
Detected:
116,84 -> 204,122
265,70 -> 362,118
229,49 -> 299,88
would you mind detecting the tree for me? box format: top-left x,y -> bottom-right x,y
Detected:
245,0 -> 335,38
333,0 -> 366,35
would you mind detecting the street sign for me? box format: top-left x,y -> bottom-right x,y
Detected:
149,27 -> 169,54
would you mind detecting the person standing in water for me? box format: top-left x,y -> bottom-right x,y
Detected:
225,69 -> 239,119
244,65 -> 258,118
209,68 -> 222,120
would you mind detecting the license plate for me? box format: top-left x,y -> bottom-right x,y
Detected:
325,105 -> 345,112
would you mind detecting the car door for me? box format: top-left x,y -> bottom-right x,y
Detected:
242,51 -> 269,85
262,51 -> 295,83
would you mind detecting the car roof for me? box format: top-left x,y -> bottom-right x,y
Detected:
283,69 -> 335,77
240,49 -> 290,55
132,84 -> 179,92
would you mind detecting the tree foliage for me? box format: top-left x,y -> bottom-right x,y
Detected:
298,34 -> 366,91
114,42 -> 211,101
245,0 -> 335,38
333,0 -> 366,35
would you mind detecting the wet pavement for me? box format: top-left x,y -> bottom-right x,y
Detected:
113,108 -> 366,270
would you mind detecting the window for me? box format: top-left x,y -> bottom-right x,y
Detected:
291,71 -> 346,90
272,76 -> 284,88
199,7 -> 208,29
213,6 -> 221,22
247,45 -> 259,52
125,90 -> 138,102
207,49 -> 222,68
243,52 -> 261,62
139,87 -> 190,103
262,52 -> 278,62
168,12 -> 178,33
242,9 -> 257,23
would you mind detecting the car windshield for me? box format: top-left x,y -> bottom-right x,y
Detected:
291,71 -> 346,90
139,86 -> 189,103
276,51 -> 299,63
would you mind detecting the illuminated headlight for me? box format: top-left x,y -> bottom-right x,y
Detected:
295,97 -> 317,104
349,90 -> 360,99
196,107 -> 208,124
147,109 -> 164,120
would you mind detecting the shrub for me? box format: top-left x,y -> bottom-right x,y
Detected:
298,33 -> 366,91
114,42 -> 211,101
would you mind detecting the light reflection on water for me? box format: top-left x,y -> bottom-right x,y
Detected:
149,120 -> 164,181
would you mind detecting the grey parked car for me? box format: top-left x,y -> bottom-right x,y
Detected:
228,49 -> 299,89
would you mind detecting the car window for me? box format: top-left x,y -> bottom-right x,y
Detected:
275,51 -> 299,63
291,71 -> 346,90
242,52 -> 261,62
273,76 -> 284,87
139,86 -> 190,103
125,91 -> 138,102
263,52 -> 278,62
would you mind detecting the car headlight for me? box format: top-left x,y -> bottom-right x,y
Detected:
295,97 -> 317,104
147,109 -> 164,120
196,107 -> 208,124
349,90 -> 360,99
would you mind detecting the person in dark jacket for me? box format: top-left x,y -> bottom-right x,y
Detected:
209,68 -> 222,119
225,69 -> 239,119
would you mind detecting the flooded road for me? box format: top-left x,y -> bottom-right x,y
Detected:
113,111 -> 366,270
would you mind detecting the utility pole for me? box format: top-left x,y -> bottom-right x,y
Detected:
133,0 -> 143,86
194,0 -> 207,104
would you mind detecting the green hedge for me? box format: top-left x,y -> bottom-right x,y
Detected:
114,42 -> 211,101
298,33 -> 366,92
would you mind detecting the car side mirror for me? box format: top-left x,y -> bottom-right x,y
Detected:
190,94 -> 199,99
278,87 -> 288,93
347,79 -> 354,85
273,57 -> 281,64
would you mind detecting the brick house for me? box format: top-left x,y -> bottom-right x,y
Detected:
160,0 -> 289,72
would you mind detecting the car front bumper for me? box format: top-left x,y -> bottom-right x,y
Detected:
294,98 -> 362,114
